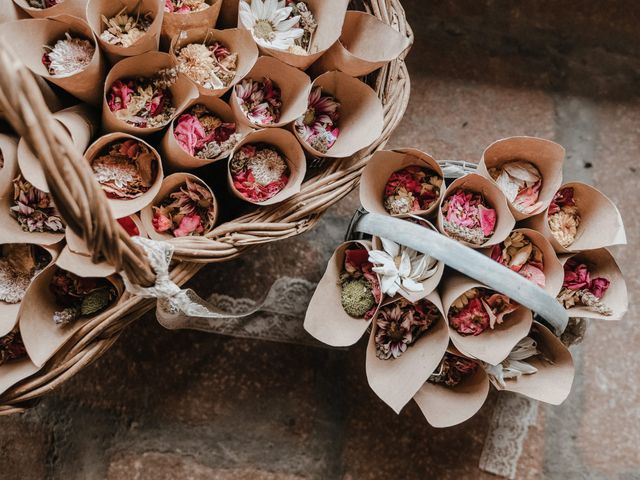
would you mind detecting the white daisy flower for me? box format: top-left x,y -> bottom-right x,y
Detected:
239,0 -> 304,51
484,336 -> 539,388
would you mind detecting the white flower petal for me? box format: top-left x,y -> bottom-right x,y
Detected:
401,278 -> 424,292
380,237 -> 400,258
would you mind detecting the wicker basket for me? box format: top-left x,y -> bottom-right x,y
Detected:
0,0 -> 413,414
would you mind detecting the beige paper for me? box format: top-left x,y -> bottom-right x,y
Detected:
12,0 -> 88,19
218,0 -> 239,28
227,128 -> 306,206
293,71 -> 384,159
84,132 -> 164,218
311,10 -> 411,77
437,173 -> 516,249
230,55 -> 312,129
170,27 -> 259,97
0,357 -> 40,397
161,0 -> 223,47
360,148 -> 444,218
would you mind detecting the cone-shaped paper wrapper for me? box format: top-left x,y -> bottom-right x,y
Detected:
497,323 -> 574,405
0,134 -> 19,197
227,128 -> 306,206
13,0 -> 88,19
304,240 -> 381,347
437,173 -> 515,249
84,133 -> 164,218
526,182 -> 626,253
162,0 -> 222,47
19,264 -> 123,367
162,95 -> 250,170
311,10 -> 411,77
171,27 -> 258,98
441,272 -> 533,365
230,55 -> 311,129
293,71 -> 383,159
2,3 -> 28,23
0,357 -> 40,397
19,104 -> 99,193
560,248 -> 628,321
240,0 -> 349,70
366,292 -> 449,413
478,136 -> 565,221
0,16 -> 105,106
218,0 -> 238,28
86,0 -> 163,63
102,51 -> 199,136
140,172 -> 218,241
360,149 -> 444,219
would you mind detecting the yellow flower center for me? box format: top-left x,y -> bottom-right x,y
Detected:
303,107 -> 316,125
254,20 -> 275,41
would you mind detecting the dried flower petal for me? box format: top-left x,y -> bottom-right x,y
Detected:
0,329 -> 27,366
294,87 -> 340,154
490,231 -> 545,288
383,165 -> 442,215
174,104 -> 242,159
548,187 -> 580,248
164,0 -> 210,13
484,336 -> 540,388
428,352 -> 478,387
0,244 -> 51,304
100,7 -> 154,48
42,33 -> 94,77
235,77 -> 283,126
176,41 -> 237,90
557,259 -> 612,315
490,160 -> 543,214
27,0 -> 61,8
239,0 -> 306,52
441,189 -> 496,245
340,247 -> 381,319
449,288 -> 517,336
230,143 -> 289,202
10,175 -> 64,233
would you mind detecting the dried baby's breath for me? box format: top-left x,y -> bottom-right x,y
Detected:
100,7 -> 153,48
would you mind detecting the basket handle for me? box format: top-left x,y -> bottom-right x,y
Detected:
354,212 -> 568,334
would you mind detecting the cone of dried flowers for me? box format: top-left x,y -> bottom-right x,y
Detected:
304,241 -> 383,347
292,71 -> 383,158
84,133 -> 163,218
238,0 -> 348,70
170,27 -> 258,98
557,248 -> 627,321
0,15 -> 105,106
86,0 -> 163,63
478,136 -> 565,221
437,173 -> 515,249
440,272 -> 533,365
413,347 -> 490,428
311,11 -> 411,77
230,55 -> 311,129
12,0 -> 87,19
360,149 -> 444,218
162,96 -> 248,170
19,264 -> 123,367
162,0 -> 222,47
526,182 -> 626,253
365,292 -> 449,413
140,173 -> 218,240
484,323 -> 574,405
227,128 -> 306,206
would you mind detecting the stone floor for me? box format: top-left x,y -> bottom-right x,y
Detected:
1,1 -> 640,479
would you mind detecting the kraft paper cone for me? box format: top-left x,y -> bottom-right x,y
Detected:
440,272 -> 533,366
311,10 -> 411,77
227,128 -> 306,206
12,0 -> 88,19
437,173 -> 515,249
239,0 -> 349,70
1,3 -> 29,22
560,248 -> 628,321
170,27 -> 258,97
19,264 -> 123,367
360,148 -> 444,218
497,323 -> 574,405
162,95 -> 250,170
526,181 -> 626,253
293,71 -> 383,159
365,292 -> 449,413
478,136 -> 565,221
304,240 -> 381,347
161,0 -> 223,47
0,134 -> 19,197
140,172 -> 218,240
0,357 -> 40,397
18,104 -> 99,193
86,0 -> 163,63
84,133 -> 164,218
230,55 -> 311,129
102,51 -> 199,136
218,0 -> 239,28
0,16 -> 105,106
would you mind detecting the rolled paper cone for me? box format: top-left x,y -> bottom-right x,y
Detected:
1,3 -> 29,22
227,128 -> 306,206
437,173 -> 515,249
525,181 -> 626,253
293,71 -> 384,159
161,0 -> 223,47
310,10 -> 411,77
0,134 -> 19,198
19,264 -> 124,367
218,0 -> 239,28
365,291 -> 449,413
0,357 -> 40,397
162,95 -> 250,170
0,16 -> 106,106
102,52 -> 199,136
478,136 -> 565,221
140,172 -> 219,241
170,27 -> 258,98
86,0 -> 163,63
18,104 -> 100,193
239,0 -> 349,70
360,148 -> 445,219
230,55 -> 312,129
12,0 -> 88,19
84,133 -> 164,218
440,272 -> 533,366
304,240 -> 381,347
